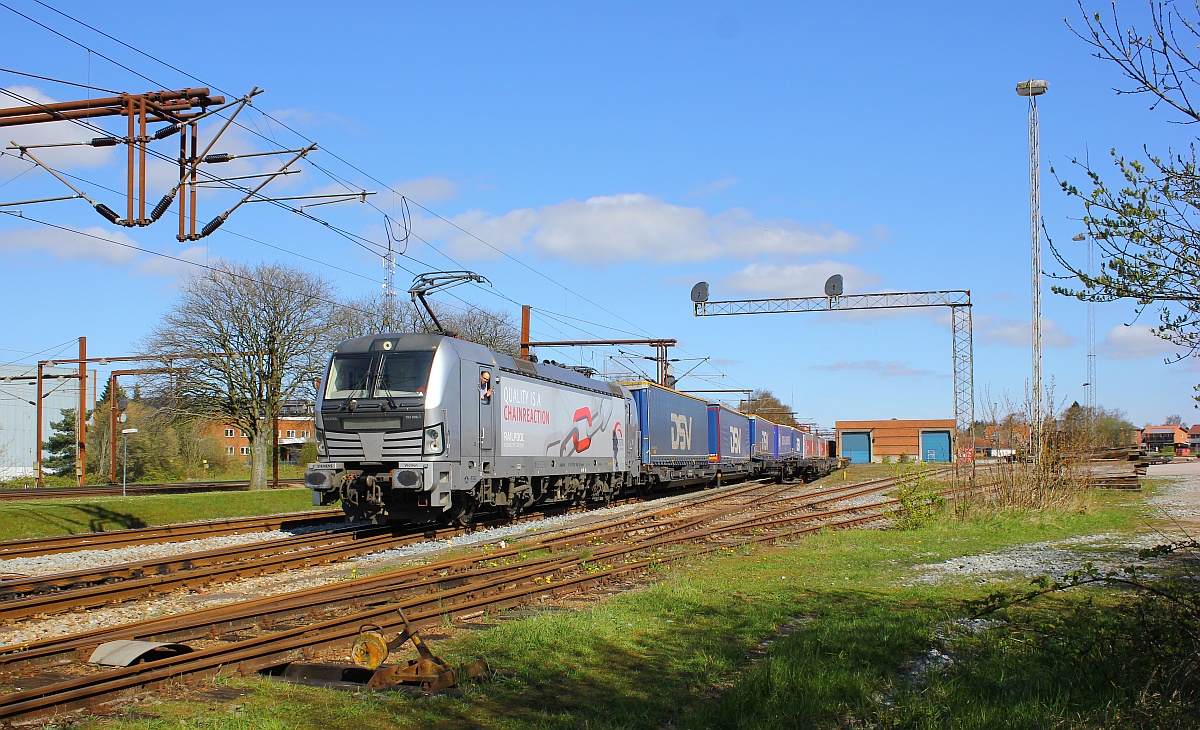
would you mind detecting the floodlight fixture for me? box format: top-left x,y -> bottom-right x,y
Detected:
1015,79 -> 1049,97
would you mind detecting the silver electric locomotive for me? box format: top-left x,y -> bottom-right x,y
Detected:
305,333 -> 640,524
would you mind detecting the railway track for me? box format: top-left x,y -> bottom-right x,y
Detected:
0,509 -> 344,560
0,480 -> 781,621
0,479 -> 304,502
0,471 -> 955,622
0,470 -> 982,721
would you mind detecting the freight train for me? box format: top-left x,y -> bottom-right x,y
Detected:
305,333 -> 841,525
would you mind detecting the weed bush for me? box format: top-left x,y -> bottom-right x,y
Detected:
889,462 -> 945,529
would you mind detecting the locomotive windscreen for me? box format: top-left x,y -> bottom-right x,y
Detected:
323,351 -> 436,399
325,354 -> 372,399
375,351 -> 436,397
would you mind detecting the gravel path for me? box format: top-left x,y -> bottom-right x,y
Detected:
0,521 -> 351,578
905,462 -> 1200,586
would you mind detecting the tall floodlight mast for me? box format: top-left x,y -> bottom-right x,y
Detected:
1017,78 -> 1048,469
1073,232 -> 1098,434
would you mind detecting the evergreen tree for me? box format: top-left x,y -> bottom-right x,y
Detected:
42,408 -> 79,476
97,380 -> 127,405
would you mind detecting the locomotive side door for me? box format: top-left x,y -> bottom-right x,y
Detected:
460,366 -> 480,474
478,367 -> 495,467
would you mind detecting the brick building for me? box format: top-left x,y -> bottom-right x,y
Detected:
834,418 -> 957,464
1141,425 -> 1189,454
207,402 -> 316,463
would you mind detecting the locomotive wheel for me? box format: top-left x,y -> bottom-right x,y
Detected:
450,495 -> 477,528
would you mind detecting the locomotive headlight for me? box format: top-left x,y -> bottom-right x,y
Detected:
423,424 -> 444,455
316,430 -> 326,457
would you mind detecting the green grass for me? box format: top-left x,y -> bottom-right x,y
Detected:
0,462 -> 310,490
77,487 -> 1161,730
0,488 -> 321,541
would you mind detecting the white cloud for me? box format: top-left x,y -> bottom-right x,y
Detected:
0,86 -> 116,173
413,193 -> 858,264
1098,324 -> 1179,360
133,245 -> 207,277
0,224 -> 137,264
391,177 -> 460,203
723,261 -> 881,298
420,207 -> 537,259
976,315 -> 1076,349
811,360 -> 942,379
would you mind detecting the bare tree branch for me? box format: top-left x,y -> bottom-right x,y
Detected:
141,260 -> 336,489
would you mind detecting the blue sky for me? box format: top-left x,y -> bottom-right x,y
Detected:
1,1 -> 1195,429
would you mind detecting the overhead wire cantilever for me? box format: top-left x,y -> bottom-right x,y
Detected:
193,143 -> 317,238
9,142 -> 122,222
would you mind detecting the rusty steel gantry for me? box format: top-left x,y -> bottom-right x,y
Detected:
522,338 -> 678,386
0,85 -> 369,240
0,87 -> 223,229
519,306 -> 676,386
691,286 -> 974,452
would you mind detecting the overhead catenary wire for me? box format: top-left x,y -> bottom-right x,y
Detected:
0,208 -> 582,355
0,98 -> 627,374
0,66 -> 119,94
0,10 -> 633,341
0,152 -> 386,286
1,5 -> 748,393
0,209 -> 394,322
2,3 -> 656,342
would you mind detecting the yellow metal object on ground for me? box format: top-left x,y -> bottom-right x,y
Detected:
348,608 -> 490,695
350,627 -> 390,671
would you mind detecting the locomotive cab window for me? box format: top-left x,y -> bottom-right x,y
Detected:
376,351 -> 437,398
325,354 -> 373,399
479,370 -> 493,404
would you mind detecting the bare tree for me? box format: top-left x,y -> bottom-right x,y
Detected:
740,389 -> 797,426
446,304 -> 521,356
143,261 -> 336,489
330,293 -> 521,356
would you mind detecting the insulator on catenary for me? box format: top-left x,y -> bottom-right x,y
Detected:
153,124 -> 181,140
94,203 -> 120,224
150,192 -> 175,221
199,214 -> 226,238
203,153 -> 233,164
89,137 -> 120,147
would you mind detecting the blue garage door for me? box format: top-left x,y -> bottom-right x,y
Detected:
842,432 -> 871,464
921,431 -> 951,463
